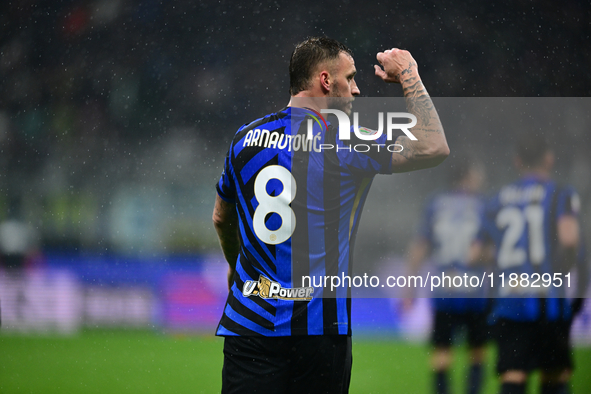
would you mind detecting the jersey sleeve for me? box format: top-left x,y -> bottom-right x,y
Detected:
215,144 -> 236,203
556,186 -> 581,218
335,125 -> 393,175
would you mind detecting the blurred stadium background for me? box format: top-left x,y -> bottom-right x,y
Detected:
1,0 -> 590,393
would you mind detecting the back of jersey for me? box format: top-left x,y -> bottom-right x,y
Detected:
481,176 -> 580,321
216,107 -> 392,336
421,190 -> 487,312
424,191 -> 483,270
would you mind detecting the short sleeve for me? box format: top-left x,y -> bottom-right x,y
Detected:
335,125 -> 393,175
556,186 -> 581,218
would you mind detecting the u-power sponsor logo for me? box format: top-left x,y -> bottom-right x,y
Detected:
242,275 -> 314,301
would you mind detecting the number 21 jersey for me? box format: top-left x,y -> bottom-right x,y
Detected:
479,175 -> 581,321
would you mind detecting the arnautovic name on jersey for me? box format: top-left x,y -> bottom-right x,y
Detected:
243,128 -> 323,152
242,128 -> 403,153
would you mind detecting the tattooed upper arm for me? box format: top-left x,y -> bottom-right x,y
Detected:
390,136 -> 413,171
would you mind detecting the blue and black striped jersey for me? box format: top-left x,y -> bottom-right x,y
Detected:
216,106 -> 392,336
479,175 -> 582,322
418,190 -> 488,313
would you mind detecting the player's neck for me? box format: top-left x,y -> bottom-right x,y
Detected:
288,94 -> 328,113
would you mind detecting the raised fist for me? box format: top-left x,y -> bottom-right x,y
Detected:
374,48 -> 418,83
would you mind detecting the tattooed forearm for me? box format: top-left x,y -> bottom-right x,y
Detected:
395,136 -> 414,160
406,98 -> 432,127
401,77 -> 438,129
401,80 -> 422,96
402,81 -> 433,126
377,49 -> 449,171
401,61 -> 416,77
390,69 -> 448,172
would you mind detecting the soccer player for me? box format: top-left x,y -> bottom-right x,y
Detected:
474,134 -> 582,394
405,155 -> 489,394
212,37 -> 449,393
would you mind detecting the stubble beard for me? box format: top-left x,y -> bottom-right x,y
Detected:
327,88 -> 353,116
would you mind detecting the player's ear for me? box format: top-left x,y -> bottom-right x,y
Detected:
319,70 -> 331,93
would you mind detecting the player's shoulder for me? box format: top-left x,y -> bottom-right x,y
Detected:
531,178 -> 580,211
236,108 -> 290,134
493,177 -> 548,205
226,108 -> 290,150
554,183 -> 581,215
555,183 -> 579,197
491,177 -> 580,214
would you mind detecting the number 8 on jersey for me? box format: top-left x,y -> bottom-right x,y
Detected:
253,165 -> 297,245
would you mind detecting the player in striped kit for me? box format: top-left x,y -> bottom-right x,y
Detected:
475,135 -> 583,394
213,37 -> 449,393
406,156 -> 489,394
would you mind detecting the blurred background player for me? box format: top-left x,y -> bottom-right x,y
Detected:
405,154 -> 489,394
474,133 -> 583,394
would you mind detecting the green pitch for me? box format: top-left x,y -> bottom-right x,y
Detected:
1,330 -> 590,393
